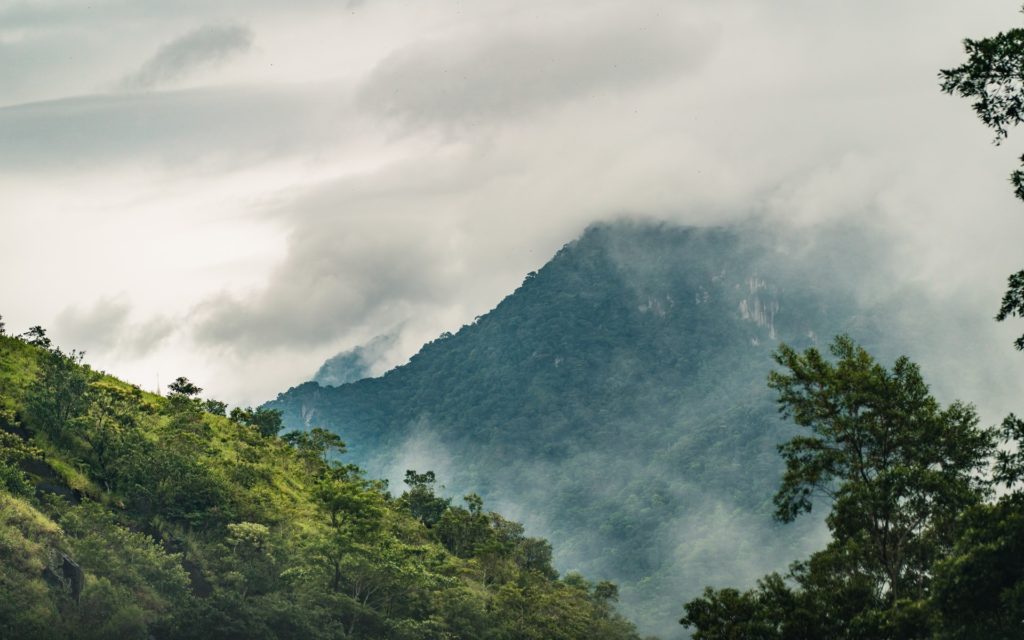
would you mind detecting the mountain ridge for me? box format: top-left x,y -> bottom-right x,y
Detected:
269,220 -> 912,637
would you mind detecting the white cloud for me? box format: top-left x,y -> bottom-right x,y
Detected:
54,297 -> 175,357
357,7 -> 715,126
2,0 -> 1024,408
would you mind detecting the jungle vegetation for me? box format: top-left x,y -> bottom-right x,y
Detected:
0,325 -> 643,640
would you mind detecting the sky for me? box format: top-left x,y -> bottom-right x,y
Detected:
3,0 -> 1024,406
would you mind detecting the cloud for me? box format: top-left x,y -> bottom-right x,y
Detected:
191,211 -> 464,352
356,8 -> 715,127
4,0 -> 1024,410
0,83 -> 356,170
160,3 -> 1024,383
53,297 -> 175,357
120,24 -> 253,90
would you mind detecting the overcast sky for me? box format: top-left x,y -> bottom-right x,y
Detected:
3,0 -> 1024,406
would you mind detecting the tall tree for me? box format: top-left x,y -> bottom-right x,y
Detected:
25,348 -> 91,440
168,376 -> 202,397
230,406 -> 284,437
20,325 -> 52,349
76,381 -> 142,490
683,337 -> 996,638
399,470 -> 450,528
768,335 -> 993,602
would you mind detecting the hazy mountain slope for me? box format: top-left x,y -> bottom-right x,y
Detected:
267,221 -> 995,638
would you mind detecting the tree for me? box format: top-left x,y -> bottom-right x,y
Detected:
310,468 -> 386,602
222,522 -> 277,598
768,336 -> 993,602
0,432 -> 42,496
593,581 -> 619,604
682,337 -> 996,638
230,406 -> 284,437
930,495 -> 1024,639
77,381 -> 142,490
927,414 -> 1024,639
941,17 -> 1024,348
435,494 -> 491,558
25,348 -> 91,440
203,399 -> 228,416
163,377 -> 209,436
681,580 -> 785,640
20,325 -> 51,349
168,376 -> 202,397
399,470 -> 450,528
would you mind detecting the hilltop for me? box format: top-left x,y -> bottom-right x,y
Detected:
0,330 -> 643,639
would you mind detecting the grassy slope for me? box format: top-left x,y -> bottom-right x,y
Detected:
0,334 -> 645,640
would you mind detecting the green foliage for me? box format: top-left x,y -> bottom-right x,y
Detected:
681,580 -> 785,640
21,325 -> 52,349
0,492 -> 64,639
940,16 -> 1024,348
930,496 -> 1024,639
683,338 -> 1010,639
25,347 -> 91,441
400,470 -> 451,528
435,493 -> 490,558
0,431 -> 41,496
59,501 -> 190,631
996,271 -> 1024,350
74,381 -> 143,489
995,413 -> 1024,488
168,376 -> 202,397
203,399 -> 228,416
768,336 -> 993,601
231,406 -> 283,437
927,412 -> 1024,639
281,427 -> 346,465
0,332 -> 640,640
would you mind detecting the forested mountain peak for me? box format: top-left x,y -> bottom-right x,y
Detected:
269,220 -> 900,637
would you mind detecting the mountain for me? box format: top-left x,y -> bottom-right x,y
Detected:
0,333 -> 642,639
274,221 -> 990,637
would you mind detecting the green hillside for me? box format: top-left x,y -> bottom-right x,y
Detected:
0,330 -> 644,639
269,222 -> 925,636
